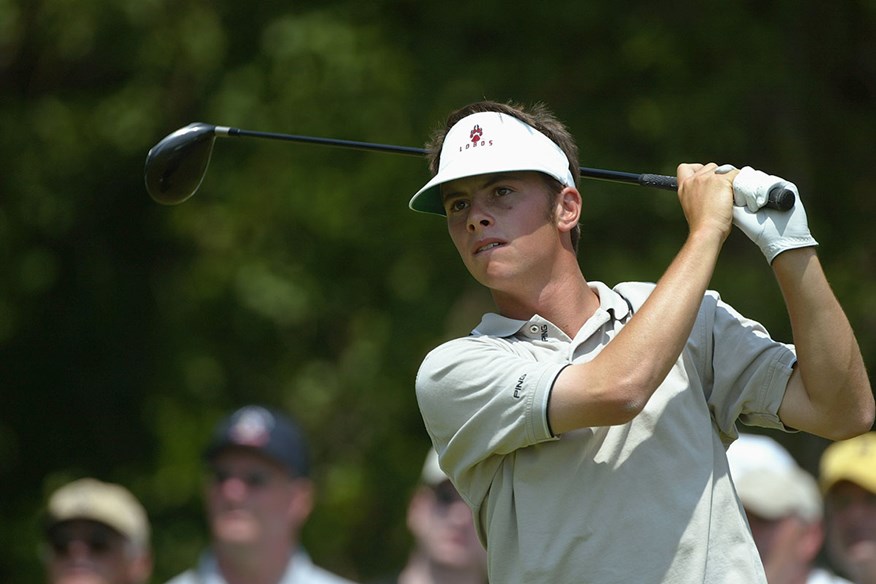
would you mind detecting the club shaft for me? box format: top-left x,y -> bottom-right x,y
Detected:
216,126 -> 669,190
211,125 -> 793,210
219,126 -> 427,157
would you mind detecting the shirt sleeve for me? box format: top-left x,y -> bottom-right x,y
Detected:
415,335 -> 565,502
696,291 -> 797,438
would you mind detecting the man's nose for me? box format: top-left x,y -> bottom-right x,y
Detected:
467,199 -> 493,232
219,476 -> 251,500
65,539 -> 93,560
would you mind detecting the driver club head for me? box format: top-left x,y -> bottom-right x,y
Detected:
144,122 -> 218,205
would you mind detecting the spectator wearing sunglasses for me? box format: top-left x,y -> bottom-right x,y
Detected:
820,432 -> 876,584
42,478 -> 152,584
165,404 -> 356,584
371,449 -> 487,584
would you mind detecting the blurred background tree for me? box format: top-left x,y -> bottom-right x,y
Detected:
1,0 -> 873,581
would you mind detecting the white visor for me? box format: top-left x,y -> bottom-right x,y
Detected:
408,111 -> 575,215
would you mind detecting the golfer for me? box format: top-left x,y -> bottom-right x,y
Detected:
408,100 -> 873,583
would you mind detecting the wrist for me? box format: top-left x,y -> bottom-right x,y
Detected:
687,224 -> 729,251
765,239 -> 819,265
771,246 -> 817,272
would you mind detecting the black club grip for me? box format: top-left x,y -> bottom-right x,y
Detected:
637,173 -> 796,211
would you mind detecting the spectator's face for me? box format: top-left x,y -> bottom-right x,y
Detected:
747,512 -> 792,562
408,480 -> 487,574
744,510 -> 823,568
44,520 -> 147,584
825,481 -> 876,577
205,449 -> 313,550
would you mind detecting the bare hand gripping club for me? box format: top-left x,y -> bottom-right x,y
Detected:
144,122 -> 797,210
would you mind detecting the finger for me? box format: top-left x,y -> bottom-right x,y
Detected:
698,162 -> 719,173
676,163 -> 705,183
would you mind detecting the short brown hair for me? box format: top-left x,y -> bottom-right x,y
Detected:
426,100 -> 582,252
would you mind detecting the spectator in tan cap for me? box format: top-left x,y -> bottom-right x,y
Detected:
42,477 -> 152,584
165,404 -> 356,584
727,434 -> 851,584
372,449 -> 487,584
820,432 -> 876,584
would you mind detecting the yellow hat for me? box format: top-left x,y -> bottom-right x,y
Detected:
46,478 -> 150,548
819,432 -> 876,495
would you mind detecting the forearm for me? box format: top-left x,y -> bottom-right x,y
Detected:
773,248 -> 874,438
607,229 -> 723,393
550,228 -> 724,433
550,163 -> 735,433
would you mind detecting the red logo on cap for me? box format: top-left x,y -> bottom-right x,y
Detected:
459,124 -> 493,152
470,125 -> 483,145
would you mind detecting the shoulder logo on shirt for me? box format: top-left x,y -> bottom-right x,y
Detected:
513,374 -> 527,399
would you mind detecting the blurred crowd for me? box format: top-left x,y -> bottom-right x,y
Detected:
35,404 -> 874,584
727,432 -> 876,584
39,404 -> 487,584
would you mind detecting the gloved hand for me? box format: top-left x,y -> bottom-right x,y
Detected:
719,165 -> 819,264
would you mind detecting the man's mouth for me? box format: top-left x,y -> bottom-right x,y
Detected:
476,242 -> 503,254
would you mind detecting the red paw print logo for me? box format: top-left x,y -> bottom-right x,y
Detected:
470,125 -> 483,146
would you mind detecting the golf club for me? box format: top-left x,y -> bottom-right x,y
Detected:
144,122 -> 796,211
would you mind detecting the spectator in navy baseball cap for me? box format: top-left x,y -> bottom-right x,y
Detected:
204,404 -> 311,478
165,405 -> 356,584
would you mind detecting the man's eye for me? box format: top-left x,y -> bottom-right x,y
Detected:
495,187 -> 512,197
447,199 -> 468,213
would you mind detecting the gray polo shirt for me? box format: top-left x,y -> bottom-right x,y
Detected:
416,281 -> 797,584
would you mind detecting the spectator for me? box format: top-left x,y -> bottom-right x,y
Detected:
165,404 -> 356,584
374,449 -> 487,584
820,432 -> 876,584
42,477 -> 152,584
727,433 -> 850,583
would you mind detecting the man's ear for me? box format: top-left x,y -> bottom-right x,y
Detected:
556,187 -> 582,233
406,486 -> 434,537
290,479 -> 315,523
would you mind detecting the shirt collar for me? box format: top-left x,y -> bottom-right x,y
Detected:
471,281 -> 631,338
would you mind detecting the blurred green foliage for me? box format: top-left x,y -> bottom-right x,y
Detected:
1,0 -> 874,581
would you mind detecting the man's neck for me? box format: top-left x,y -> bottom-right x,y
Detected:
491,265 -> 598,339
215,542 -> 294,584
397,552 -> 485,584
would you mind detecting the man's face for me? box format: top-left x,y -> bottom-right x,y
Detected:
825,481 -> 876,577
442,171 -> 565,293
746,512 -> 794,562
44,520 -> 147,584
408,480 -> 486,574
744,509 -> 822,569
205,448 -> 312,550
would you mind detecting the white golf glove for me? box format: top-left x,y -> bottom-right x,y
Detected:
718,165 -> 819,264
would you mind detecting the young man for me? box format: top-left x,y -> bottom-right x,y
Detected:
408,100 -> 874,583
42,478 -> 152,584
165,404 -> 356,584
820,432 -> 876,584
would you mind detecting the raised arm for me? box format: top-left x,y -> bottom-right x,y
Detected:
773,248 -> 873,439
549,163 -> 734,434
729,168 -> 874,439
